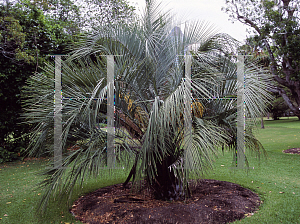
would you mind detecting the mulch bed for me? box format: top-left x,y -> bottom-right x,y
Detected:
70,179 -> 261,224
283,148 -> 300,154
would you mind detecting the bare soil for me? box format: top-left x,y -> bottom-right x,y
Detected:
283,148 -> 300,154
70,179 -> 261,224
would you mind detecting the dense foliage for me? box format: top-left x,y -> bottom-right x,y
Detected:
0,0 -> 136,163
239,37 -> 295,120
224,0 -> 300,119
0,0 -> 80,163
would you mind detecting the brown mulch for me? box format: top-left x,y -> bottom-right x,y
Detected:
70,179 -> 261,224
283,148 -> 300,154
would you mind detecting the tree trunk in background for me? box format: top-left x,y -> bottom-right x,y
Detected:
261,117 -> 264,129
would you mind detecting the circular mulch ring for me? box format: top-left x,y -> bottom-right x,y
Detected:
283,148 -> 300,154
70,179 -> 261,224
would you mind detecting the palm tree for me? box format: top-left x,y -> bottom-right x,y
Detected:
22,0 -> 273,211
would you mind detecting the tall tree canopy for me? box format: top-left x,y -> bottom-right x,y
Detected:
76,0 -> 136,32
0,0 -> 81,162
223,0 -> 300,119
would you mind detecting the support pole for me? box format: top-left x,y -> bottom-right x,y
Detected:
107,55 -> 115,169
236,55 -> 245,168
54,56 -> 62,168
184,54 -> 193,170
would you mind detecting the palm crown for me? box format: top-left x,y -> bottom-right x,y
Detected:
22,0 -> 273,211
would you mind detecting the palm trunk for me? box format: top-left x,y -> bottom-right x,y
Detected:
146,156 -> 190,201
123,151 -> 189,200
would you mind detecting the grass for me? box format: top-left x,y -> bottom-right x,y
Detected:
0,160 -> 128,223
0,117 -> 299,223
204,117 -> 300,223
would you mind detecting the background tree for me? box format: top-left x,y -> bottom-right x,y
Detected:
223,0 -> 300,119
75,0 -> 136,32
239,37 -> 295,121
23,0 -> 273,211
268,92 -> 294,120
0,0 -> 136,163
0,0 -> 80,163
30,0 -> 82,36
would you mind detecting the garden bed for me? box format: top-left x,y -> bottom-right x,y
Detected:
70,179 -> 261,224
283,148 -> 300,154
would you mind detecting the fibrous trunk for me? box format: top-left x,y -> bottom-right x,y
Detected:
146,157 -> 190,201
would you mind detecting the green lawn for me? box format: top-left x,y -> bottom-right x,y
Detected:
0,117 -> 299,223
204,117 -> 300,223
0,159 -> 127,223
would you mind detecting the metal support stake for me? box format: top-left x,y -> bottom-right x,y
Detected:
236,55 -> 245,168
184,54 -> 193,170
107,55 -> 115,169
54,55 -> 62,168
